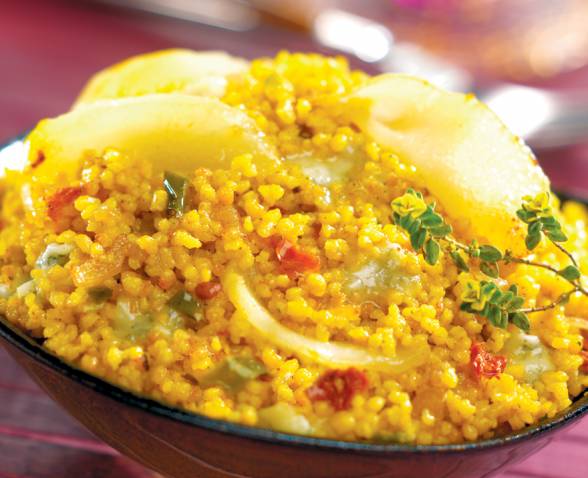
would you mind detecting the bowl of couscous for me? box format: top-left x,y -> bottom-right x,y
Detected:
0,50 -> 587,478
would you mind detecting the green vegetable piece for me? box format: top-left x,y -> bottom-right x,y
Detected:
201,356 -> 267,392
559,265 -> 581,281
163,171 -> 189,216
424,238 -> 440,265
478,245 -> 502,263
168,290 -> 201,318
88,286 -> 113,303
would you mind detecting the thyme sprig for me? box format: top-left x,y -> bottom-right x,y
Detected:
391,189 -> 585,333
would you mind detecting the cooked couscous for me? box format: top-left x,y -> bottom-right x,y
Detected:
1,50 -> 587,445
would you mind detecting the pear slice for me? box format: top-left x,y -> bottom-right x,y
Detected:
349,74 -> 550,251
26,94 -> 277,181
74,49 -> 248,107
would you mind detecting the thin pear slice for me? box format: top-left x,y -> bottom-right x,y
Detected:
26,94 -> 278,181
74,49 -> 248,107
222,270 -> 427,373
349,74 -> 550,251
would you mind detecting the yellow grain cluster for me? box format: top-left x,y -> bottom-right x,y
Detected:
0,52 -> 586,444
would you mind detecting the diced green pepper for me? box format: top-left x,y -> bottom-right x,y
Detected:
163,171 -> 188,216
200,356 -> 267,392
168,290 -> 201,318
88,286 -> 113,303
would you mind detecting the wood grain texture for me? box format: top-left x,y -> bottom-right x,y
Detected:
0,0 -> 587,476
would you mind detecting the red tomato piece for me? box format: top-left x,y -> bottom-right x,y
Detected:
470,342 -> 507,379
306,368 -> 368,411
47,186 -> 83,221
273,237 -> 320,275
195,281 -> 222,300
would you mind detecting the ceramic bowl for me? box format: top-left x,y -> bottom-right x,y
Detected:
1,135 -> 587,478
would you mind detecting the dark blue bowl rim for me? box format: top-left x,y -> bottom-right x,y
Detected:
0,134 -> 587,455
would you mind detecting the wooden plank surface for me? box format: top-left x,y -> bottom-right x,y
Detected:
0,0 -> 587,476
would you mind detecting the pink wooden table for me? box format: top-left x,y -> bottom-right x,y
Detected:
0,0 -> 587,476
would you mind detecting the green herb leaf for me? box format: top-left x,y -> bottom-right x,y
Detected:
545,228 -> 567,243
428,224 -> 452,237
516,209 -> 535,223
420,209 -> 443,227
525,231 -> 542,250
168,290 -> 201,318
486,304 -> 501,327
510,312 -> 531,333
424,238 -> 440,265
480,261 -> 499,278
478,245 -> 503,262
450,251 -> 470,272
163,171 -> 189,217
558,265 -> 581,281
411,228 -> 427,251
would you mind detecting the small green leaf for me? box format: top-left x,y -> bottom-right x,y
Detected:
428,224 -> 452,237
545,228 -> 567,243
450,251 -> 470,272
528,220 -> 543,236
558,265 -> 581,281
508,296 -> 525,311
495,290 -> 514,307
397,214 -> 412,230
525,232 -> 542,250
486,304 -> 502,327
420,210 -> 443,227
480,261 -> 499,278
539,216 -> 559,226
424,238 -> 440,265
498,310 -> 509,329
478,245 -> 503,262
510,312 -> 531,333
516,209 -> 535,223
411,228 -> 427,250
508,284 -> 519,295
407,218 -> 421,235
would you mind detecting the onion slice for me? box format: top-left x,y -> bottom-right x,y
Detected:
222,271 -> 427,373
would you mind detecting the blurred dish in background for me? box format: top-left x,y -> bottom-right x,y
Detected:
384,0 -> 588,81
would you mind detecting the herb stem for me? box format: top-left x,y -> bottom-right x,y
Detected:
519,290 -> 575,314
551,239 -> 579,268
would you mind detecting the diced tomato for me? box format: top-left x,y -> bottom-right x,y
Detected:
273,237 -> 320,275
195,281 -> 222,300
47,186 -> 83,221
306,368 -> 368,411
470,342 -> 507,379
